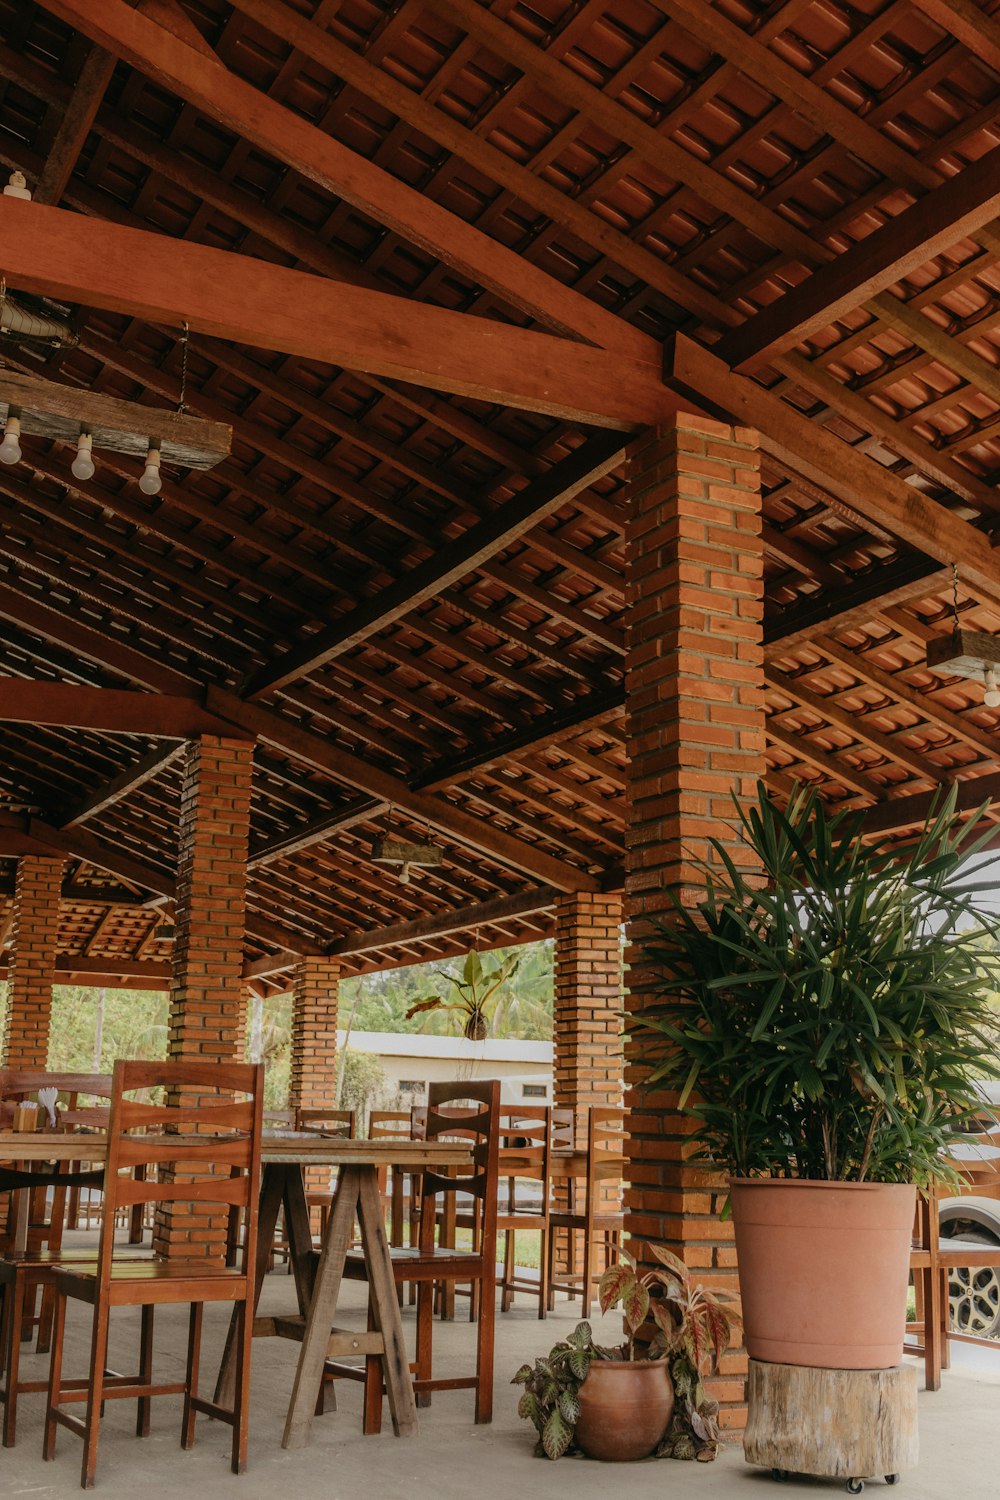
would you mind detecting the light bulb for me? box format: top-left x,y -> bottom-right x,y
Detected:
398,862 -> 412,885
0,414 -> 21,464
138,444 -> 161,495
984,667 -> 1000,709
2,170 -> 31,201
71,432 -> 94,482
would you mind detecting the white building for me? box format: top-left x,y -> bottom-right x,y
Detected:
338,1028 -> 552,1106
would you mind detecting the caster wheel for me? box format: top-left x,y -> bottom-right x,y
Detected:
772,1470 -> 788,1482
885,1479 -> 899,1487
847,1483 -> 865,1496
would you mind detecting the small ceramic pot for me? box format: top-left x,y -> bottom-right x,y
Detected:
573,1358 -> 675,1462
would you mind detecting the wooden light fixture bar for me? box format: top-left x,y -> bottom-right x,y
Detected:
0,368 -> 231,468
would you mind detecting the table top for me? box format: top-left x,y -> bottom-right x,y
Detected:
0,1131 -> 472,1169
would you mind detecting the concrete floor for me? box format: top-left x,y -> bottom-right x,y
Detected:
1,1264 -> 997,1500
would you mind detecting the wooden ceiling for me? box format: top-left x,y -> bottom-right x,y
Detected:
0,0 -> 999,991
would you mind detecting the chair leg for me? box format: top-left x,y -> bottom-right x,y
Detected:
43,1287 -> 68,1461
581,1227 -> 594,1321
500,1229 -> 514,1312
80,1298 -> 111,1489
415,1279 -> 434,1409
474,1271 -> 495,1425
137,1304 -> 154,1438
537,1227 -> 549,1320
182,1303 -> 202,1451
2,1269 -> 24,1448
231,1302 -> 252,1475
36,1281 -> 56,1354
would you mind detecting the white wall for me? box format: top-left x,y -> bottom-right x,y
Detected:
338,1029 -> 553,1105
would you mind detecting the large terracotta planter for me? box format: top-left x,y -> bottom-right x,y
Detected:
730,1178 -> 916,1369
574,1359 -> 674,1462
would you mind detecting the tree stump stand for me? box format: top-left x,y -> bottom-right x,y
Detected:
744,1360 -> 918,1493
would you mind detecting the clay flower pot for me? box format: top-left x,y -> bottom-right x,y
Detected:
573,1359 -> 675,1462
730,1178 -> 917,1369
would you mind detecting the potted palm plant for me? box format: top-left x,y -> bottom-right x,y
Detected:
635,781 -> 1000,1370
513,1246 -> 739,1462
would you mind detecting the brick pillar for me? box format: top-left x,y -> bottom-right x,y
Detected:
290,957 -> 340,1210
624,414 -> 764,1430
156,735 -> 253,1258
553,891 -> 623,1109
2,855 -> 63,1067
553,892 -> 623,1275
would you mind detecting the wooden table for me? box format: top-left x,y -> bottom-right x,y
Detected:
1,1132 -> 471,1448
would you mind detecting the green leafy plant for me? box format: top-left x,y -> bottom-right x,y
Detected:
598,1245 -> 740,1462
512,1246 -> 740,1461
636,781 -> 1000,1184
511,1319 -> 597,1460
405,948 -> 521,1041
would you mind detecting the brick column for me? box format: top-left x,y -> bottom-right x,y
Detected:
290,957 -> 340,1210
553,891 -> 623,1275
156,735 -> 253,1258
553,891 -> 623,1109
2,855 -> 63,1067
624,414 -> 764,1430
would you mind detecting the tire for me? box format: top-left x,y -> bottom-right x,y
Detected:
939,1202 -> 1000,1340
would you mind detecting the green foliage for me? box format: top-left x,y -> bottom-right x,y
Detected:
46,985 -> 168,1072
513,1248 -> 739,1462
636,781 -> 1000,1184
405,947 -> 526,1041
342,942 -> 554,1040
338,1049 -> 389,1127
511,1320 -> 597,1460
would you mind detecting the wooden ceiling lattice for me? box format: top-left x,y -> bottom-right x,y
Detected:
0,0 -> 999,989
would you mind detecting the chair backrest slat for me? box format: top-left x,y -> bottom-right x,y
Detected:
97,1059 -> 264,1272
418,1081 -> 500,1248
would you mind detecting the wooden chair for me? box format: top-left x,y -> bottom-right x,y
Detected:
0,1071 -> 113,1446
296,1108 -> 356,1238
496,1105 -> 552,1318
369,1110 -> 417,1249
546,1105 -> 625,1319
909,1119 -> 1000,1390
43,1059 -> 264,1489
330,1079 -> 500,1431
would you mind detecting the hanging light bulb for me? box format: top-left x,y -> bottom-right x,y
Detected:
138,443 -> 161,495
2,170 -> 31,201
398,861 -> 412,886
984,667 -> 1000,710
0,412 -> 21,464
70,430 -> 95,482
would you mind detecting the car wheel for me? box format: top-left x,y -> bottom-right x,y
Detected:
942,1218 -> 1000,1339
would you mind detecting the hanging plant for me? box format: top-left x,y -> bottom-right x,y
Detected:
405,947 -> 521,1041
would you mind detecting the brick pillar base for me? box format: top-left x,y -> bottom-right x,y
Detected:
289,957 -> 340,1213
155,735 -> 252,1259
2,855 -> 63,1068
552,892 -> 623,1277
624,414 -> 765,1429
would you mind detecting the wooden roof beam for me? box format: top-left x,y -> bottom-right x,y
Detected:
35,0 -> 649,353
668,336 -> 1000,611
0,574 -> 597,890
718,141 -> 1000,371
248,797 -> 387,868
0,680 -> 251,739
33,44 -> 116,206
325,888 -> 560,961
0,199 -> 667,429
205,688 -> 599,893
242,434 -> 625,698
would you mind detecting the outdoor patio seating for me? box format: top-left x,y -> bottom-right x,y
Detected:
331,1080 -> 501,1432
43,1059 -> 264,1488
